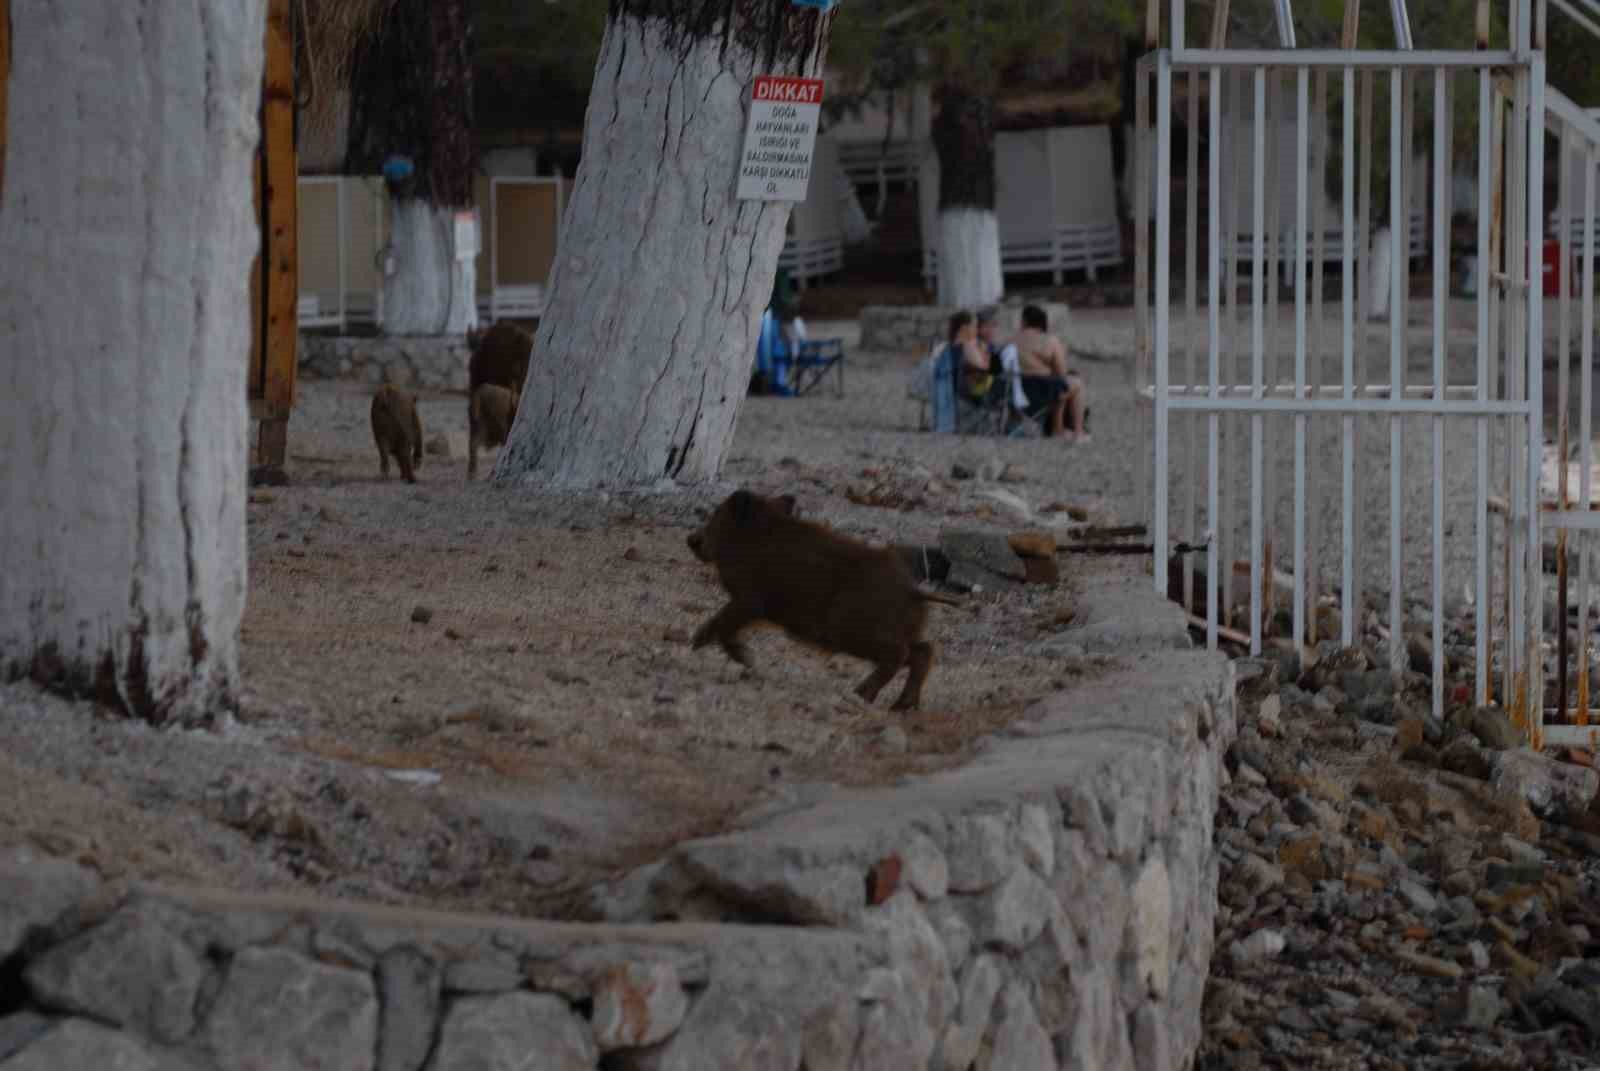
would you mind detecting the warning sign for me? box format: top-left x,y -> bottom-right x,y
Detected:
736,75 -> 824,202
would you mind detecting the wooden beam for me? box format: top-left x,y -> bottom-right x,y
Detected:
1145,0 -> 1160,49
257,0 -> 297,470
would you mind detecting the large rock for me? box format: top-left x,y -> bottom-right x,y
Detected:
429,992 -> 595,1071
591,961 -> 690,1052
800,996 -> 860,1071
643,986 -> 802,1071
24,905 -> 206,1044
1125,857 -> 1173,1001
206,947 -> 378,1071
0,856 -> 97,962
1467,706 -> 1523,750
377,945 -> 441,1071
979,982 -> 1052,1071
1492,748 -> 1599,821
862,892 -> 956,1046
938,529 -> 1027,582
976,868 -> 1059,952
937,954 -> 1003,1071
852,969 -> 934,1071
941,811 -> 1022,894
0,1018 -> 157,1071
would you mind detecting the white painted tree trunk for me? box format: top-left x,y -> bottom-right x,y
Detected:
493,14 -> 819,489
382,198 -> 473,336
937,208 -> 1004,308
0,1 -> 262,724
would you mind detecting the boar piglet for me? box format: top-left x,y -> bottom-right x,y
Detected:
370,384 -> 423,483
468,383 -> 520,480
686,490 -> 959,711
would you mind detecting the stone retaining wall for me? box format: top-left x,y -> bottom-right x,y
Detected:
859,303 -> 1073,355
0,575 -> 1234,1071
299,335 -> 470,393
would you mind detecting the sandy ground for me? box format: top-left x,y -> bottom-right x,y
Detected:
0,318 -> 1136,918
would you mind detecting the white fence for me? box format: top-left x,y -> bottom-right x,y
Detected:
1140,0 -> 1556,740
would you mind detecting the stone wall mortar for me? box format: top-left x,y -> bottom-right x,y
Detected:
298,335 -> 470,393
0,575 -> 1234,1071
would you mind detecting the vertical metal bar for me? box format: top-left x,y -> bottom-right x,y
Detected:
1507,64 -> 1528,721
1137,62 -> 1152,533
1432,68 -> 1449,720
1209,64 -> 1224,653
1171,0 -> 1185,49
1146,0 -> 1160,48
1223,70 -> 1243,631
1559,128 -> 1573,721
1354,71 -> 1375,631
1343,65 -> 1358,649
1342,0 -> 1361,47
1155,52 -> 1174,594
1273,0 -> 1297,47
1264,73 -> 1281,638
1389,67 -> 1406,675
1294,67 -> 1310,657
1581,143 -> 1597,725
1309,70 -> 1329,646
1490,91 -> 1508,707
1185,69 -> 1202,613
1476,69 -> 1493,706
1390,0 -> 1415,48
1527,52 -> 1546,746
1252,67 -> 1267,656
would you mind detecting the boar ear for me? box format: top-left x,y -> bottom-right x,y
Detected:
731,490 -> 754,525
777,494 -> 798,516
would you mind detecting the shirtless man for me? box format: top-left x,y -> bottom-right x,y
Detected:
1012,304 -> 1089,441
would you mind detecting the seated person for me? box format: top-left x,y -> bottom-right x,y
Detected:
945,310 -> 998,402
1012,304 -> 1090,442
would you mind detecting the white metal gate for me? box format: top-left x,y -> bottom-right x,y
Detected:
1140,0 -> 1554,736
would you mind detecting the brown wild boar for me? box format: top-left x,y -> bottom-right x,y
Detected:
467,319 -> 532,394
685,490 -> 959,711
466,320 -> 532,479
370,384 -> 424,483
468,383 -> 520,480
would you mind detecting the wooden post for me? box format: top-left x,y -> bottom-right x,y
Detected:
251,0 -> 297,479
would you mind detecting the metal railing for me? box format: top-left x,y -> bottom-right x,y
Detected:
1139,0 -> 1550,735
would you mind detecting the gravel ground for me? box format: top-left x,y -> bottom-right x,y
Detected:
0,320 -> 1130,920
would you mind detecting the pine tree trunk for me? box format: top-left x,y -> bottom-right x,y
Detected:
931,81 -> 1003,307
492,1 -> 832,489
348,0 -> 476,337
0,1 -> 262,725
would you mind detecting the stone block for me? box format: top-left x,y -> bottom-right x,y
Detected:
646,986 -> 802,1071
979,982 -> 1052,1071
0,1018 -> 157,1071
205,946 -> 377,1071
25,904 -> 206,1043
0,855 -> 97,962
1492,747 -> 1599,821
430,992 -> 595,1071
591,962 -> 690,1052
377,945 -> 440,1071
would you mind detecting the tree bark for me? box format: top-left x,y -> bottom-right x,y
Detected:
0,1 -> 262,725
931,81 -> 1002,307
492,1 -> 832,490
347,0 -> 476,336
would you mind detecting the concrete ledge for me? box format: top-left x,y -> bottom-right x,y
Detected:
0,573 -> 1234,1071
299,334 -> 469,392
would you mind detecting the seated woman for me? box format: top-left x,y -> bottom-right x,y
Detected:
947,310 -> 1001,403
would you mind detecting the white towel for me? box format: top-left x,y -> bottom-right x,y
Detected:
997,343 -> 1028,410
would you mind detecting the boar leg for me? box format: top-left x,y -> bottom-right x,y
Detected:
890,642 -> 934,711
854,660 -> 902,704
396,439 -> 417,484
377,445 -> 390,479
692,603 -> 757,667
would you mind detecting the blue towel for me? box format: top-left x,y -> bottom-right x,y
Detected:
931,344 -> 957,434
